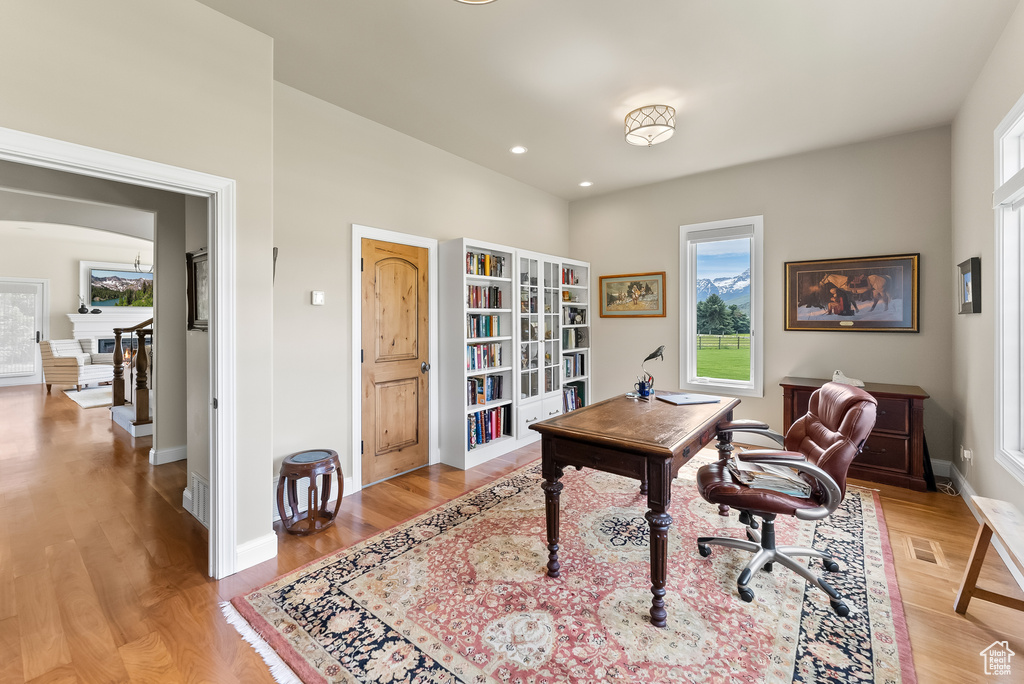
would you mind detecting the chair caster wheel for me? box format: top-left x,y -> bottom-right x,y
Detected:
738,586 -> 755,603
830,600 -> 849,617
698,544 -> 711,557
822,559 -> 840,573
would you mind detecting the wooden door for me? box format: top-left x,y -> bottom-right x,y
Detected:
361,239 -> 430,485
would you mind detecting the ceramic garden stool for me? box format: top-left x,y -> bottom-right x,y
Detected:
276,449 -> 343,536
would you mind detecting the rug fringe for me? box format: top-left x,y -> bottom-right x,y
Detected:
221,601 -> 303,684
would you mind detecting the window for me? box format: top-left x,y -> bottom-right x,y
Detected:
995,93 -> 1024,486
679,216 -> 763,397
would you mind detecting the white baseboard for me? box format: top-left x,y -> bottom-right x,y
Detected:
150,445 -> 187,465
930,458 -> 952,478
235,532 -> 278,572
950,466 -> 1024,592
271,474 -> 354,522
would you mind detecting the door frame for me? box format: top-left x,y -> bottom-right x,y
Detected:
351,224 -> 439,491
0,276 -> 49,386
0,125 -> 239,579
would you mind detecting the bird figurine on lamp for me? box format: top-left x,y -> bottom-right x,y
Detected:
633,345 -> 664,400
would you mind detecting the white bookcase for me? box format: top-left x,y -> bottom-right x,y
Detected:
441,239 -> 591,468
440,239 -> 516,469
559,258 -> 590,414
516,251 -> 564,439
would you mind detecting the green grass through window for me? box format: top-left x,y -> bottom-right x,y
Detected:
696,347 -> 751,381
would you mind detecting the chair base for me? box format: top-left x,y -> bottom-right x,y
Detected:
697,512 -> 850,617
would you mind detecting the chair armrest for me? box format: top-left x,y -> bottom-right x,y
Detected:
739,457 -> 841,521
90,353 -> 114,365
717,419 -> 785,447
736,449 -> 806,462
46,357 -> 83,368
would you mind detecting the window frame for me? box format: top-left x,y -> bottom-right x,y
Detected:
678,215 -> 764,398
994,93 -> 1024,486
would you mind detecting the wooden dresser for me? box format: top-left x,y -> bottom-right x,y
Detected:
779,377 -> 929,491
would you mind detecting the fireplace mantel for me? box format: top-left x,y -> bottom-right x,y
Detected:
67,311 -> 153,352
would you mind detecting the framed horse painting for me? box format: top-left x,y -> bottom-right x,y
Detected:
784,254 -> 919,332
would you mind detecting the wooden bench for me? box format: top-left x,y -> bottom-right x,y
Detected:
954,496 -> 1024,614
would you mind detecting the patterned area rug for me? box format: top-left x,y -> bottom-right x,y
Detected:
226,453 -> 916,683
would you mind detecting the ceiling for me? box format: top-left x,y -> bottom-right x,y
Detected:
197,0 -> 1020,201
0,188 -> 154,241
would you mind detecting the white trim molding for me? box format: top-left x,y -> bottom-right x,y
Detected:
0,125 -> 239,579
150,445 -> 187,465
235,532 -> 278,572
679,215 -> 764,398
350,225 -> 440,492
993,92 -> 1024,488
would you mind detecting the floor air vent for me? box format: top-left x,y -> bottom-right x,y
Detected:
190,472 -> 210,528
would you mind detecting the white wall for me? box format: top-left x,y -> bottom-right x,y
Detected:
569,127 -> 955,462
951,0 -> 1024,502
272,83 -> 568,477
0,224 -> 152,340
0,0 -> 275,547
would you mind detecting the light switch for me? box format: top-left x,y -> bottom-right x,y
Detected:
311,290 -> 325,306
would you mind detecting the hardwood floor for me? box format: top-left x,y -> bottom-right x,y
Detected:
1,383 -> 1020,683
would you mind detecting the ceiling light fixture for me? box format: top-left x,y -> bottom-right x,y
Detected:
509,145 -> 528,154
579,181 -> 593,187
454,0 -> 496,4
624,105 -> 676,147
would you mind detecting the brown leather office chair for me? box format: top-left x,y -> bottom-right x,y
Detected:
695,382 -> 877,616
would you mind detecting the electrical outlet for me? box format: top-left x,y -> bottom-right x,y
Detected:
960,446 -> 973,462
311,290 -> 325,306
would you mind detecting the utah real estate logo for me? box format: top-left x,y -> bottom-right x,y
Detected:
980,641 -> 1015,676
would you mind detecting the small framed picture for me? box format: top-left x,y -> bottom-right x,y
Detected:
958,257 -> 981,314
599,272 -> 666,318
186,250 -> 209,331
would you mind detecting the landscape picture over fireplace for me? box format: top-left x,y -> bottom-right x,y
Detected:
90,268 -> 154,307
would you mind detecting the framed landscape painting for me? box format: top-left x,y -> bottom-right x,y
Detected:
599,272 -> 666,318
784,254 -> 919,332
958,257 -> 981,314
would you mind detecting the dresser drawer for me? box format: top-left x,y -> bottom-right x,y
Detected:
855,433 -> 909,473
873,397 -> 910,434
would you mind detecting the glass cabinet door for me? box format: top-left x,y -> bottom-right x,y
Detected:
519,256 -> 540,400
543,261 -> 560,394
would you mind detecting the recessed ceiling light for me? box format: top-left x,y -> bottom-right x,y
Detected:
455,0 -> 496,4
509,146 -> 528,154
579,181 -> 593,187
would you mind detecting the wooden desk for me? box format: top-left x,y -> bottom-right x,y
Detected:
780,377 -> 929,490
954,497 -> 1024,615
530,391 -> 740,628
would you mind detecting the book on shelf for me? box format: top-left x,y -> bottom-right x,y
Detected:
562,384 -> 584,412
563,354 -> 585,378
466,251 -> 506,278
562,327 -> 589,350
726,455 -> 811,498
467,285 -> 502,309
467,404 -> 511,449
466,342 -> 503,370
467,314 -> 501,338
467,374 -> 503,405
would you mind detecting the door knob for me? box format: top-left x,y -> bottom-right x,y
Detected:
421,362 -> 431,374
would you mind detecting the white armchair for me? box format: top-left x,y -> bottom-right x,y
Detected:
40,339 -> 114,393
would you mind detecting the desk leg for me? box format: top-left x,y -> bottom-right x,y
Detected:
954,522 -> 993,614
646,459 -> 672,628
542,459 -> 564,578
